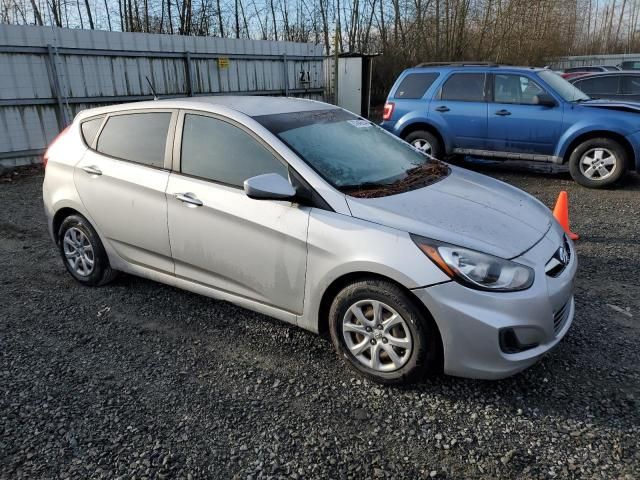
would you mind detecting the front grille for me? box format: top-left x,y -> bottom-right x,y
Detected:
545,235 -> 572,277
553,299 -> 571,335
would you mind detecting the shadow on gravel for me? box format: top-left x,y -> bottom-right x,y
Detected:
447,155 -> 640,191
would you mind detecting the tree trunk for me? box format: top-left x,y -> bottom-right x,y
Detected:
84,0 -> 95,29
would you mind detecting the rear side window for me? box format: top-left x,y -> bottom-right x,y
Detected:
441,73 -> 486,102
180,114 -> 288,187
574,76 -> 619,94
96,112 -> 171,167
81,116 -> 104,146
622,76 -> 640,94
394,73 -> 439,99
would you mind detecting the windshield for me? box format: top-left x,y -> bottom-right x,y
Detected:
254,109 -> 449,197
537,70 -> 590,102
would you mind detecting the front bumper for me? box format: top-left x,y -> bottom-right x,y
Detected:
413,223 -> 577,380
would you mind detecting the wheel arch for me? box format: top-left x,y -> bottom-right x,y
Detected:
317,271 -> 444,370
561,130 -> 635,170
52,207 -> 83,244
399,122 -> 447,152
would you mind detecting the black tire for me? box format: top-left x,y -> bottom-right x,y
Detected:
328,279 -> 439,385
404,130 -> 444,159
568,137 -> 628,188
57,214 -> 117,286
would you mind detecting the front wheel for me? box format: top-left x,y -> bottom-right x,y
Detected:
328,279 -> 439,385
568,137 -> 628,188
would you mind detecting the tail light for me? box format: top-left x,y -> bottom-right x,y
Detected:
382,102 -> 395,121
43,125 -> 71,168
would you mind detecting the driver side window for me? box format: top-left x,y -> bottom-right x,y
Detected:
180,113 -> 288,187
494,74 -> 545,105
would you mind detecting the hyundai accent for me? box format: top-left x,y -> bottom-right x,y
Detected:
43,97 -> 577,384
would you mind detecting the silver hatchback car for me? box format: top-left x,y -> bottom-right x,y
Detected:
43,96 -> 577,384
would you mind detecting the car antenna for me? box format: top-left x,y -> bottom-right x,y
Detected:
146,76 -> 158,100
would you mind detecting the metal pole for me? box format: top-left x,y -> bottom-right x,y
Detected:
334,27 -> 339,106
283,53 -> 289,97
45,44 -> 68,129
185,51 -> 194,97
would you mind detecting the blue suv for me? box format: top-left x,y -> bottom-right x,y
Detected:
381,62 -> 640,188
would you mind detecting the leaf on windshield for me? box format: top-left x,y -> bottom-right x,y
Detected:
344,161 -> 450,198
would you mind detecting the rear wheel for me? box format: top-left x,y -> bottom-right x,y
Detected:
58,214 -> 117,286
328,279 -> 439,385
568,137 -> 627,188
404,130 -> 443,159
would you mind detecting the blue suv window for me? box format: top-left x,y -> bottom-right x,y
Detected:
494,74 -> 545,104
394,73 -> 439,99
440,73 -> 486,102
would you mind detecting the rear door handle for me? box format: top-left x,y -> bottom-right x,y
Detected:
175,192 -> 203,207
81,165 -> 102,176
435,106 -> 450,112
495,109 -> 512,116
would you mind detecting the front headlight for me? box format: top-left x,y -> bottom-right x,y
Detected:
411,235 -> 534,292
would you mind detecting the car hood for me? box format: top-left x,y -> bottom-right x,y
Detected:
345,166 -> 553,258
578,99 -> 640,113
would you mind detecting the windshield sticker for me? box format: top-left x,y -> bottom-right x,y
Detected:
347,119 -> 373,129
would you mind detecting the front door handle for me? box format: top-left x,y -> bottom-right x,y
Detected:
81,165 -> 102,176
495,109 -> 512,116
435,106 -> 450,112
175,192 -> 203,207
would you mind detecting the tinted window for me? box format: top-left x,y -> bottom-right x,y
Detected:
622,76 -> 640,94
181,114 -> 287,187
97,112 -> 171,167
621,61 -> 640,70
494,74 -> 545,104
604,66 -> 620,71
394,73 -> 439,99
574,76 -> 619,94
81,116 -> 104,146
441,73 -> 486,102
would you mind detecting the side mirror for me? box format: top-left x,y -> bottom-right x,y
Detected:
244,173 -> 296,201
534,93 -> 557,107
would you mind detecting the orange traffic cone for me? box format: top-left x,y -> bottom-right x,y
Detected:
552,191 -> 579,241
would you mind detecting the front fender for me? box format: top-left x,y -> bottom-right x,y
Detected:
298,208 -> 450,333
555,108 -> 640,160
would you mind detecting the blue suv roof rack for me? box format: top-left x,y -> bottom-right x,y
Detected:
415,61 -> 499,68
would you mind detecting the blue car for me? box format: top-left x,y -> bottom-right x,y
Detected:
381,62 -> 640,188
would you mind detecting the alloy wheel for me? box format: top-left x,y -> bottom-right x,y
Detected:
579,147 -> 617,181
412,138 -> 433,156
342,300 -> 413,372
63,227 -> 95,276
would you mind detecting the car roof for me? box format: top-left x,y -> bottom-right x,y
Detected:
77,95 -> 337,120
569,71 -> 640,80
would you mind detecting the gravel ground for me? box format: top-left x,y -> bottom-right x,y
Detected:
1,164 -> 639,479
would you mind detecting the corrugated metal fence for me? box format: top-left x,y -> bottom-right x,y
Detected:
0,25 -> 325,168
551,53 -> 640,69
